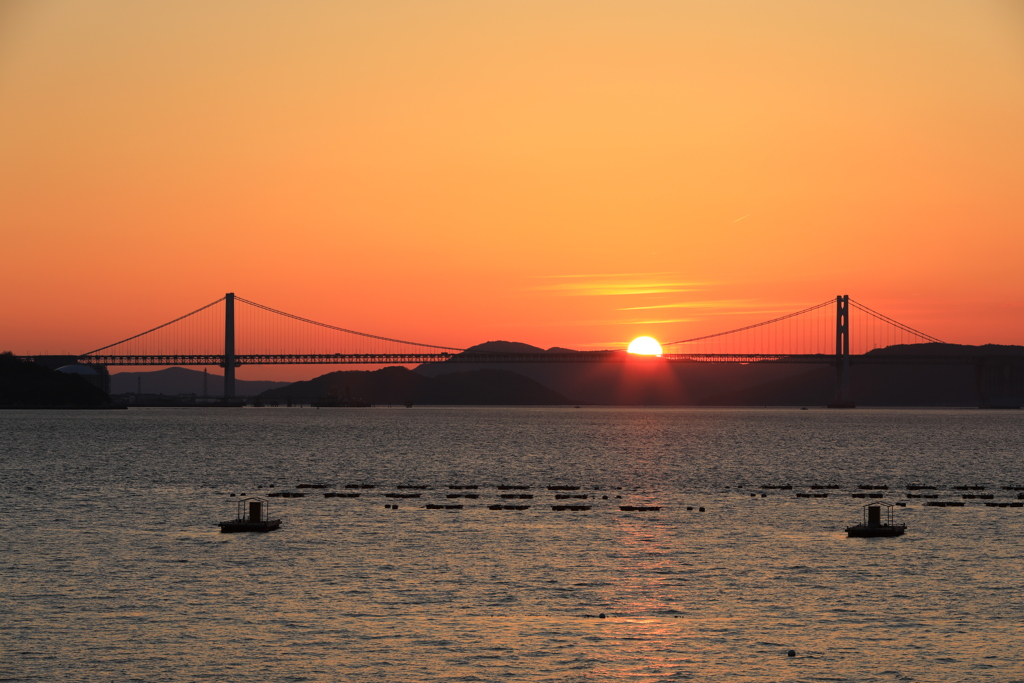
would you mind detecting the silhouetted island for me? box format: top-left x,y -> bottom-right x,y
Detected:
0,352 -> 116,409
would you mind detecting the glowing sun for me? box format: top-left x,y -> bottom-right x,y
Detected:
627,336 -> 663,356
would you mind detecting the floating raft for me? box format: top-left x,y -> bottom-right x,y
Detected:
846,504 -> 905,537
219,497 -> 281,533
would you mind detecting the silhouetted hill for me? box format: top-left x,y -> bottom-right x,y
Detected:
111,368 -> 288,397
698,364 -> 982,406
416,341 -> 1024,406
417,341 -> 815,404
1,352 -> 113,408
259,366 -> 573,405
869,343 -> 1024,357
462,341 -> 554,354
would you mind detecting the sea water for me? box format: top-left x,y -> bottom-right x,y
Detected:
1,407 -> 1022,682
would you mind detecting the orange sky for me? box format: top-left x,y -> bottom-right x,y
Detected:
2,1 -> 1022,380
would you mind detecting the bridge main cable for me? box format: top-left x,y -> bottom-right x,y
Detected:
82,296 -> 226,356
234,296 -> 465,352
663,299 -> 835,346
848,299 -> 944,344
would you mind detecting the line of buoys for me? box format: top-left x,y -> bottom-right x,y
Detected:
446,493 -> 480,499
548,485 -> 581,491
555,494 -> 588,499
761,485 -> 792,490
551,505 -> 590,511
425,504 -> 463,510
296,483 -> 329,489
858,485 -> 888,490
384,504 -> 398,509
397,484 -> 429,490
906,484 -> 936,490
489,504 -> 530,510
953,485 -> 986,491
267,491 -> 305,498
449,485 -> 479,490
619,505 -> 661,512
384,493 -> 421,498
324,492 -> 359,498
497,485 -> 530,490
500,493 -> 533,499
926,501 -> 966,507
985,502 -> 1023,507
345,484 -> 376,489
962,494 -> 994,499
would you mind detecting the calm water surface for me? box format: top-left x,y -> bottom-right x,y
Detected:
1,407 -> 1023,682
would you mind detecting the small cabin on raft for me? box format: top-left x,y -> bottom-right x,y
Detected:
846,503 -> 906,538
219,497 -> 281,533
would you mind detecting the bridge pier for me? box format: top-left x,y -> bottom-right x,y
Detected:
224,292 -> 235,400
829,294 -> 855,408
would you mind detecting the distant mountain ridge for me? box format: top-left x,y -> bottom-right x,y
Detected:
110,367 -> 289,397
259,366 -> 573,405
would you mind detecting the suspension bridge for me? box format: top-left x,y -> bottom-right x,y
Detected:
27,293 -> 1023,407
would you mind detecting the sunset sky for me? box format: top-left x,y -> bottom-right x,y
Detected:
2,1 -> 1022,380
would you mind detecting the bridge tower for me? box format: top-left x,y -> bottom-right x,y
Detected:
829,294 -> 854,408
224,292 -> 236,399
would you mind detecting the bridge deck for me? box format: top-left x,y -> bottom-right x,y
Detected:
64,352 -> 1021,366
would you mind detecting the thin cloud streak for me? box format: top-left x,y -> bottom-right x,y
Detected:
619,299 -> 755,311
535,317 -> 696,327
620,301 -> 825,316
532,272 -> 708,297
535,283 -> 702,296
537,271 -> 682,279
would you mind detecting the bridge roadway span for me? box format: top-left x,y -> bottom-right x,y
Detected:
75,352 -> 1019,366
